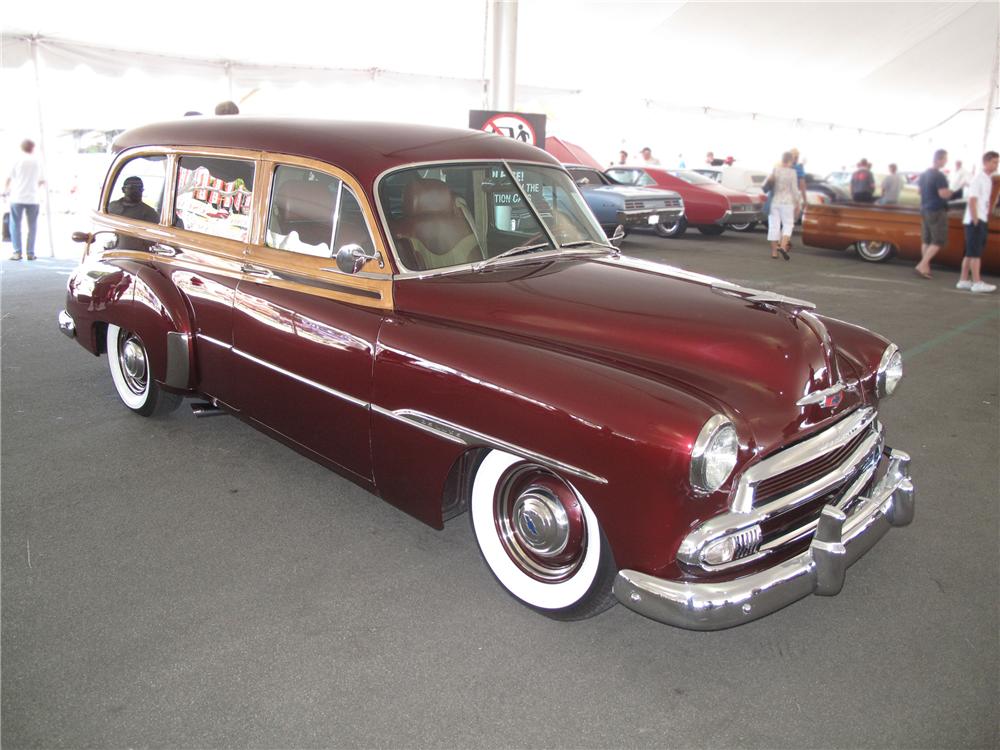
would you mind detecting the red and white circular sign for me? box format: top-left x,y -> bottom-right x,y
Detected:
481,114 -> 538,146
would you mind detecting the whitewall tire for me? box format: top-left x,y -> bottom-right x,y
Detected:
469,450 -> 616,619
106,324 -> 181,417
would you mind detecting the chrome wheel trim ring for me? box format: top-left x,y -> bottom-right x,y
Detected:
118,332 -> 148,395
495,468 -> 586,582
857,240 -> 891,261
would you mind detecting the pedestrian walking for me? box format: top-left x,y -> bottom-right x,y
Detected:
3,139 -> 44,261
956,150 -> 998,293
764,151 -> 801,260
915,149 -> 954,279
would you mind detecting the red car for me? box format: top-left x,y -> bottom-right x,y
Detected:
606,166 -> 764,238
58,118 -> 913,629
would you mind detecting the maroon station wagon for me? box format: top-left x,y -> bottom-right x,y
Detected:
58,118 -> 914,629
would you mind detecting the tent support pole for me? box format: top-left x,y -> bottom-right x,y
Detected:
984,23 -> 999,152
488,0 -> 518,110
30,36 -> 56,259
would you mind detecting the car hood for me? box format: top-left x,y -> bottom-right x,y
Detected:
393,255 -> 867,452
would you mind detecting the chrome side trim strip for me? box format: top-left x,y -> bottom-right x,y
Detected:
193,333 -> 606,484
372,407 -> 608,485
732,407 -> 877,513
197,333 -> 231,350
232,347 -> 368,408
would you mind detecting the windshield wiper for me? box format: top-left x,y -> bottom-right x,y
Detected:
473,242 -> 552,271
558,239 -> 618,254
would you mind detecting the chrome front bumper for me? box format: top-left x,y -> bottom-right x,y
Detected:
613,449 -> 914,630
57,309 -> 76,338
616,207 -> 684,226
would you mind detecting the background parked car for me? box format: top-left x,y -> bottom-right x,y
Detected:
691,166 -> 769,230
606,166 -> 763,238
565,164 -> 684,238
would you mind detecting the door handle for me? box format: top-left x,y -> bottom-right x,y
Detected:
240,263 -> 273,278
150,243 -> 178,257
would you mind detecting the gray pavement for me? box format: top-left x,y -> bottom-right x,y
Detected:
2,232 -> 998,749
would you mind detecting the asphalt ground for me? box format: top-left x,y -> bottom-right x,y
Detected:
2,229 -> 998,749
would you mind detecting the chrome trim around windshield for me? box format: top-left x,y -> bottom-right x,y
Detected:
372,406 -> 608,485
731,407 -> 878,514
372,158 -> 600,278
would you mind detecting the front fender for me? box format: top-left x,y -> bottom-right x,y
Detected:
371,316 -> 726,576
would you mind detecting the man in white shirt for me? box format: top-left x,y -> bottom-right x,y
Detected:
4,140 -> 44,260
956,150 -> 998,293
949,159 -> 971,199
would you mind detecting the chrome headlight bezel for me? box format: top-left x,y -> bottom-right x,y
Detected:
690,415 -> 739,495
876,344 -> 903,398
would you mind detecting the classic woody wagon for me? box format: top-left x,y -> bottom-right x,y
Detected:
59,118 -> 914,629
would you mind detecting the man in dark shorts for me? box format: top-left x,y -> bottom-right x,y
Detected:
915,149 -> 954,279
956,150 -> 998,293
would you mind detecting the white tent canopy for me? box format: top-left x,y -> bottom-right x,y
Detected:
2,0 -> 998,172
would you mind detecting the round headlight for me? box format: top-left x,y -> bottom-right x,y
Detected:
877,344 -> 903,397
690,415 -> 739,494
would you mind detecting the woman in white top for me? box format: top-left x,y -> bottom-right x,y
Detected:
766,151 -> 801,260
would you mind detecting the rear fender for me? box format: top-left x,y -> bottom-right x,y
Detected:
66,258 -> 195,390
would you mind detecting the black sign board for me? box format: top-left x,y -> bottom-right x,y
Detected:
469,110 -> 547,148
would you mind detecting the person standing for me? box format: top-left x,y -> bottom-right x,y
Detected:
615,150 -> 629,166
4,139 -> 44,261
915,149 -> 954,279
956,150 -> 998,293
639,147 -> 660,166
878,163 -> 903,205
765,152 -> 801,260
850,159 -> 876,202
949,159 -> 971,200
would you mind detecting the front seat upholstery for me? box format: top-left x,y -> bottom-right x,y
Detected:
392,179 -> 484,271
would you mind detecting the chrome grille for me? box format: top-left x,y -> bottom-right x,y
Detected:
754,428 -> 870,504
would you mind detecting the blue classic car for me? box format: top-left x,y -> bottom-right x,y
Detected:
565,165 -> 685,237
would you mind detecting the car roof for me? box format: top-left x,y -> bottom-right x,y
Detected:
113,117 -> 562,188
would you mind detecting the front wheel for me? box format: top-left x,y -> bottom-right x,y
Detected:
106,324 -> 182,416
855,240 -> 895,263
654,216 -> 687,238
469,450 -> 617,620
729,221 -> 758,232
697,224 -> 726,236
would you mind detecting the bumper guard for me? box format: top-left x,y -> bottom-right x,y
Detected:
613,449 -> 914,630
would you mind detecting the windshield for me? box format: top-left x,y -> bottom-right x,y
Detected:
379,163 -> 607,272
667,169 -> 717,186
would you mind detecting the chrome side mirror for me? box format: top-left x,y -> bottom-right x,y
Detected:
609,225 -> 626,247
335,244 -> 384,274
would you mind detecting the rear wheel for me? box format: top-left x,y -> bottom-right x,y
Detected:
697,225 -> 726,236
106,324 -> 182,417
729,221 -> 758,232
654,217 -> 687,238
469,450 -> 617,620
855,240 -> 895,263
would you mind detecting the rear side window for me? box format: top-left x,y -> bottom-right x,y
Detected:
265,164 -> 374,259
175,156 -> 255,242
105,155 -> 166,224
